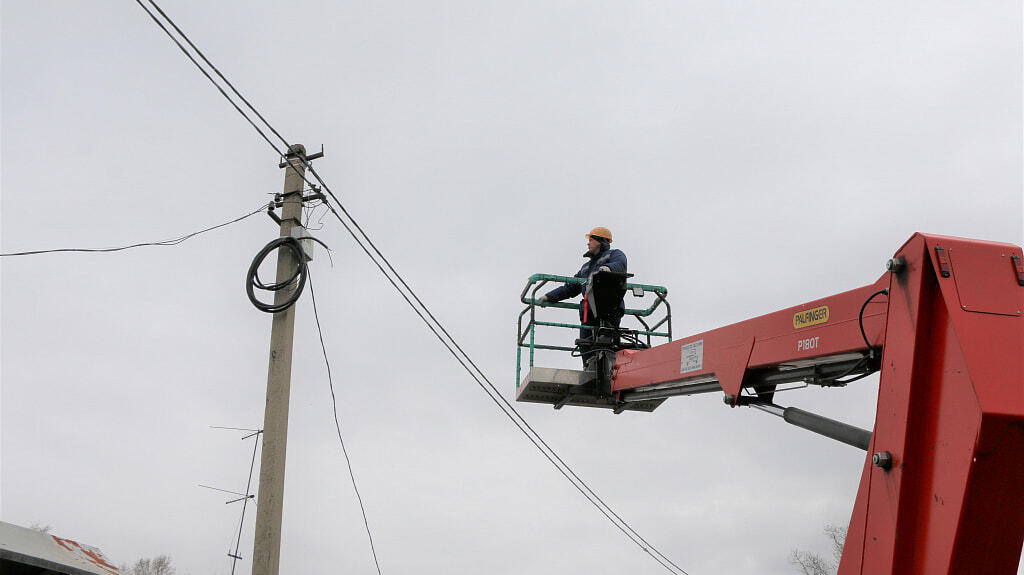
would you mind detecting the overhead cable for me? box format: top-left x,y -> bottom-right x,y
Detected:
311,182 -> 690,575
136,4 -> 687,573
140,0 -> 293,153
132,0 -> 284,155
0,204 -> 266,257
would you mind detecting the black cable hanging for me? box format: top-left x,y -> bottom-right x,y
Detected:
859,289 -> 889,357
0,204 -> 265,257
817,288 -> 891,387
246,236 -> 328,313
308,273 -> 384,575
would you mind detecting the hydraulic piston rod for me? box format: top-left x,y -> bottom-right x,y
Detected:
748,402 -> 872,451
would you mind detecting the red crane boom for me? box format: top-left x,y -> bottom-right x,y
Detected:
517,233 -> 1024,574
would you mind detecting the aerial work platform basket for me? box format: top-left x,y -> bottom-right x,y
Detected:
516,273 -> 672,413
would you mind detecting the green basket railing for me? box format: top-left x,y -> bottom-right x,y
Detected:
516,273 -> 672,386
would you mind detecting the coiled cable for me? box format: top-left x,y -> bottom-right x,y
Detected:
246,235 -> 327,313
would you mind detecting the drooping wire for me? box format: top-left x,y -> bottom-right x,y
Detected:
309,272 -> 384,575
859,289 -> 889,356
822,288 -> 890,386
257,113 -> 683,569
300,165 -> 689,574
815,288 -> 891,387
310,195 -> 688,574
0,204 -> 266,257
136,5 -> 688,572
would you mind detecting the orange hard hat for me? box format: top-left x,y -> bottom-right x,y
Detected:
586,226 -> 613,242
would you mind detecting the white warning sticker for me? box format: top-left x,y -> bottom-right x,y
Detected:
680,340 -> 704,374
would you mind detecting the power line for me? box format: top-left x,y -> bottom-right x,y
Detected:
136,4 -> 688,573
316,205 -> 689,575
132,1 -> 346,233
132,0 -> 284,155
141,0 -> 292,153
274,127 -> 690,574
309,272 -> 383,575
0,204 -> 266,257
298,159 -> 689,574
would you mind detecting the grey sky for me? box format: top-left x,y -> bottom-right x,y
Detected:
2,2 -> 1022,574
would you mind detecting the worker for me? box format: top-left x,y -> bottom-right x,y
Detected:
537,226 -> 627,366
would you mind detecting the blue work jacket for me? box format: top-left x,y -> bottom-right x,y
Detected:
545,244 -> 628,304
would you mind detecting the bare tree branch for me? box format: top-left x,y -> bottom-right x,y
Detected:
790,524 -> 847,575
121,555 -> 177,575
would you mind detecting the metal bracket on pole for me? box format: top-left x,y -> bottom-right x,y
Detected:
278,145 -> 324,168
301,191 -> 326,203
266,206 -> 301,227
273,190 -> 304,205
267,192 -> 304,226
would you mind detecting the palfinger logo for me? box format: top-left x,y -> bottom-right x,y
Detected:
793,305 -> 829,329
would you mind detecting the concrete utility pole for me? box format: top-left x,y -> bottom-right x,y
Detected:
252,144 -> 307,575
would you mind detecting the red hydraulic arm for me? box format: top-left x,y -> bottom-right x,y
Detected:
607,233 -> 1024,574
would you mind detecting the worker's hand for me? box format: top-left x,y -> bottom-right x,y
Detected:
537,295 -> 549,306
598,266 -> 611,272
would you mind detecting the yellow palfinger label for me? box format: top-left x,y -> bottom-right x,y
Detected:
793,305 -> 830,329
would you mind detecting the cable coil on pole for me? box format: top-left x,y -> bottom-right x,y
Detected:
246,236 -> 326,313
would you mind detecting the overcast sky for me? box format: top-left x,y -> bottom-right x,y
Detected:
2,2 -> 1022,574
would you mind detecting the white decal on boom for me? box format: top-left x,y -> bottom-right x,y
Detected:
797,336 -> 820,351
681,340 -> 704,374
